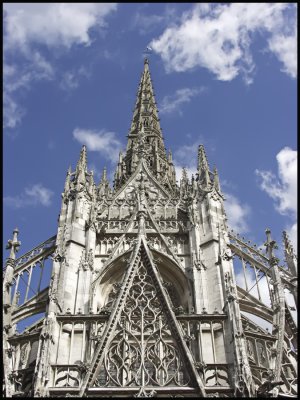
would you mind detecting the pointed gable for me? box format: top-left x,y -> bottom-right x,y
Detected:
80,237 -> 206,396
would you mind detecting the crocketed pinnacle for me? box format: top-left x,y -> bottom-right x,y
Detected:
198,145 -> 209,171
198,145 -> 211,188
75,145 -> 88,188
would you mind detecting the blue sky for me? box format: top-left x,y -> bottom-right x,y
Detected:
3,3 -> 297,265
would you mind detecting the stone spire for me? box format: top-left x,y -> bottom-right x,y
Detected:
75,145 -> 88,188
197,144 -> 211,188
122,58 -> 169,183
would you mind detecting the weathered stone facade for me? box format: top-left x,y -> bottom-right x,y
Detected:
3,59 -> 297,397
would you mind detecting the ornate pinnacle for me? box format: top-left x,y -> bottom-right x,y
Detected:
282,231 -> 295,257
6,228 -> 21,260
76,145 -> 87,173
180,167 -> 189,196
181,167 -> 188,182
88,171 -> 95,191
213,166 -> 221,192
99,167 -> 111,195
282,230 -> 297,276
75,145 -> 88,186
101,167 -> 108,183
119,151 -> 123,163
64,166 -> 71,192
198,144 -> 209,171
264,228 -> 279,265
198,144 -> 211,188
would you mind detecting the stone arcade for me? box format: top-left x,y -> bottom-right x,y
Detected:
3,59 -> 297,397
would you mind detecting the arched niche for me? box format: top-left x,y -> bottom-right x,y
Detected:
92,248 -> 191,313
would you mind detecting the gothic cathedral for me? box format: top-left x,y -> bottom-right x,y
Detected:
3,59 -> 297,398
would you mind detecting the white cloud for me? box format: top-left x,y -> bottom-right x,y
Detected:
268,31 -> 297,78
224,192 -> 250,233
4,52 -> 55,129
286,222 -> 297,250
4,184 -> 54,208
3,3 -> 117,130
4,3 -> 117,50
173,142 -> 199,182
131,6 -> 178,35
256,147 -> 297,254
60,66 -> 91,91
256,147 -> 297,216
150,3 -> 297,83
160,87 -> 206,115
73,128 -> 122,164
4,91 -> 26,130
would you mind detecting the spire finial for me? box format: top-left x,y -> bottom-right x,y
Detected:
6,227 -> 21,260
143,46 -> 152,65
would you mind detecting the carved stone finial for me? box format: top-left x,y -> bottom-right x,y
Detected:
6,227 -> 21,260
264,228 -> 279,265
